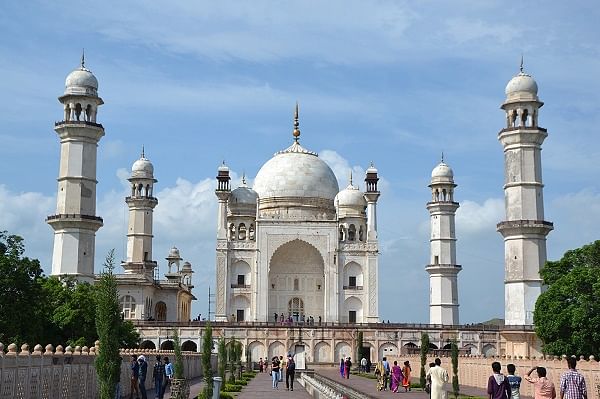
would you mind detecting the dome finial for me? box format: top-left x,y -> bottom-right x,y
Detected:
520,54 -> 524,73
81,48 -> 85,69
293,102 -> 300,142
441,151 -> 444,163
242,172 -> 247,185
349,170 -> 353,186
141,145 -> 145,159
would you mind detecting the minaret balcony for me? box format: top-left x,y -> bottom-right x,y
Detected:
425,264 -> 462,274
55,120 -> 104,128
46,213 -> 104,230
343,285 -> 363,290
497,219 -> 553,236
230,284 -> 251,289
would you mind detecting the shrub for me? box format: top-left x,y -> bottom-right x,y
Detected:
223,384 -> 242,392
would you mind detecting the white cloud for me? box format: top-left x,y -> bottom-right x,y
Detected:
0,185 -> 54,266
456,198 -> 504,234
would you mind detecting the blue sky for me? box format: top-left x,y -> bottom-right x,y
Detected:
1,0 -> 599,323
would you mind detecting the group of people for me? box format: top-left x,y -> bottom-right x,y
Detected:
273,312 -> 322,326
339,357 -> 353,378
487,357 -> 588,399
373,357 -> 412,393
129,355 -> 174,399
261,354 -> 297,391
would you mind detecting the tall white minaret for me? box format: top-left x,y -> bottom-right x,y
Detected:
47,54 -> 104,282
498,60 -> 553,325
215,162 -> 231,322
426,159 -> 461,325
364,163 -> 380,241
121,149 -> 158,278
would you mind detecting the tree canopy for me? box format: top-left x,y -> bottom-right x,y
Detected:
534,240 -> 600,357
0,231 -> 139,349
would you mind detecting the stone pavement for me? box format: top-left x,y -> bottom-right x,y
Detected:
314,367 -> 429,399
313,367 -> 496,399
237,370 -> 312,398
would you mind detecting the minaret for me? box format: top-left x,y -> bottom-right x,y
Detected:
364,163 -> 380,241
121,149 -> 158,278
497,60 -> 553,325
47,54 -> 104,282
426,158 -> 461,325
215,162 -> 231,322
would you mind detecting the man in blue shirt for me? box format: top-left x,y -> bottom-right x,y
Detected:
507,364 -> 522,399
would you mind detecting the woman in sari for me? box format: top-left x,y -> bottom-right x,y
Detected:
390,361 -> 404,392
402,360 -> 412,392
374,361 -> 386,391
339,358 -> 345,378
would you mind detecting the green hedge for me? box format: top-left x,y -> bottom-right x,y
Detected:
223,384 -> 242,392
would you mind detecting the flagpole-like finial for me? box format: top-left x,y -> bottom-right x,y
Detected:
441,151 -> 444,163
293,102 -> 300,142
520,54 -> 524,73
242,172 -> 246,185
81,49 -> 85,68
141,145 -> 145,158
349,170 -> 353,186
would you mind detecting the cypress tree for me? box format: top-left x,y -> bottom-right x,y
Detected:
419,332 -> 430,388
95,250 -> 122,399
201,323 -> 214,399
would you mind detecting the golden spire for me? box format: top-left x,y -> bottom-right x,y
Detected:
293,102 -> 300,142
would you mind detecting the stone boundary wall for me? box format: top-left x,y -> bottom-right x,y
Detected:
0,342 -> 204,399
389,355 -> 600,399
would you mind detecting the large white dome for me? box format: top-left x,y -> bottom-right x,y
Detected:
253,142 -> 339,201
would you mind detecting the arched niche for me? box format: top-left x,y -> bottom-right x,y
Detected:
268,239 -> 325,322
343,261 -> 363,288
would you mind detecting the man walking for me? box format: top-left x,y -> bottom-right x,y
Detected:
382,357 -> 390,390
360,356 -> 367,373
560,357 -> 587,399
130,355 -> 140,399
286,354 -> 296,391
428,358 -> 449,399
160,357 -> 173,399
138,355 -> 148,399
153,355 -> 165,399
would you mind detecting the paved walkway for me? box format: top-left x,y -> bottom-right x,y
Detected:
314,367 -> 429,399
313,367 -> 502,399
238,371 -> 312,398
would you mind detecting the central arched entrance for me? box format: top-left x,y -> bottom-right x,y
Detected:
268,239 -> 325,321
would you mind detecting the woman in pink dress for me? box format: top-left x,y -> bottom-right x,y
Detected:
390,360 -> 404,393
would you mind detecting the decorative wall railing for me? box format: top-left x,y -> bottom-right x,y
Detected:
0,342 -> 203,399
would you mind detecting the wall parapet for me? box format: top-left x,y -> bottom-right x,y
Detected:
0,341 -> 204,399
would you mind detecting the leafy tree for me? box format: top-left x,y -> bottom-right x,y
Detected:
451,339 -> 459,398
534,240 -> 600,357
420,332 -> 430,388
41,277 -> 97,347
95,250 -> 122,399
201,323 -> 214,399
0,231 -> 46,345
218,336 -> 227,385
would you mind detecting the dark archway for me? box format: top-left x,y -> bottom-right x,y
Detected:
182,340 -> 197,352
161,340 -> 174,350
140,340 -> 156,350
